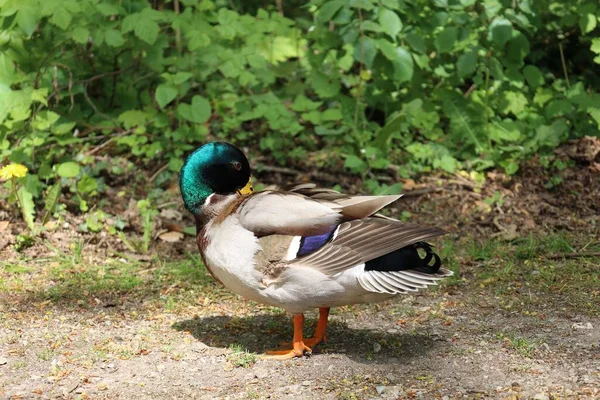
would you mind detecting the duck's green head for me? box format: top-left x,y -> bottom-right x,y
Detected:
179,142 -> 253,214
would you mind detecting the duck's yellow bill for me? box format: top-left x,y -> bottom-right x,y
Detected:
237,177 -> 253,195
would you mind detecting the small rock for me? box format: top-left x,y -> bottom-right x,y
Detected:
511,382 -> 520,387
301,380 -> 311,386
376,385 -> 385,394
387,329 -> 398,334
286,385 -> 300,392
533,393 -> 549,400
255,370 -> 269,379
373,343 -> 382,353
0,357 -> 7,365
572,322 -> 594,330
531,270 -> 540,275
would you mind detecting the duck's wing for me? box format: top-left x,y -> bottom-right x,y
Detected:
264,217 -> 450,293
237,189 -> 401,237
286,182 -> 400,221
288,218 -> 445,275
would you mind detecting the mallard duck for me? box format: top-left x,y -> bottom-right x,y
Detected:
179,142 -> 452,359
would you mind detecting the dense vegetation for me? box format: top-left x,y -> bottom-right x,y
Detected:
1,0 -> 599,217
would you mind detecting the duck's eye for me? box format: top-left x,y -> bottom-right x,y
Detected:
232,161 -> 242,171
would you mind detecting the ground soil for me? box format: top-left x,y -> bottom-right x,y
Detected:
1,138 -> 599,399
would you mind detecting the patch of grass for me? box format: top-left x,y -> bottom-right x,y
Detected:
459,234 -> 600,315
438,238 -> 464,287
497,332 -> 540,358
46,258 -> 143,300
226,343 -> 257,368
12,361 -> 28,369
467,238 -> 499,261
513,233 -> 575,260
36,348 -> 53,361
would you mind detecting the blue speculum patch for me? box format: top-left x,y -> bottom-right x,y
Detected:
297,227 -> 337,257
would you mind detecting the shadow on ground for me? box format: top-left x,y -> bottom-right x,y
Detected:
173,314 -> 444,363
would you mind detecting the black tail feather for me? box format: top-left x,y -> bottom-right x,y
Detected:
364,242 -> 442,274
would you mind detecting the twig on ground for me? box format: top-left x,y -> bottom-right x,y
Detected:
547,251 -> 600,259
86,129 -> 134,155
149,163 -> 169,183
82,84 -> 120,127
402,187 -> 444,197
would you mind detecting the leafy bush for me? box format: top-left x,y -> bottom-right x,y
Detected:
0,0 -> 599,206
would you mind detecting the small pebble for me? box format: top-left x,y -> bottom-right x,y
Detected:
373,343 -> 382,353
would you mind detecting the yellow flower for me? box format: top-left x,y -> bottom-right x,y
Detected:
0,163 -> 28,180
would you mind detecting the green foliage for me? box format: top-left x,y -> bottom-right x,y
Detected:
16,186 -> 35,232
42,182 -> 62,225
0,0 -> 598,209
226,344 -> 258,368
137,199 -> 158,253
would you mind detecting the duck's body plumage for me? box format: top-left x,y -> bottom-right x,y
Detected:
196,184 -> 451,315
180,142 -> 452,359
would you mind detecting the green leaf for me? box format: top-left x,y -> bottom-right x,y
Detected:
322,108 -> 342,121
17,186 -> 35,232
440,90 -> 483,152
499,91 -> 528,116
375,112 -> 404,148
57,162 -> 80,178
354,37 -> 377,68
310,72 -> 341,98
51,122 -> 76,135
292,95 -> 322,112
187,31 -> 211,51
457,51 -> 477,78
344,155 -> 366,172
105,29 -> 125,47
349,0 -> 373,10
362,21 -> 382,33
155,84 -> 178,109
490,120 -> 521,142
434,155 -> 459,173
434,27 -> 458,53
488,18 -> 513,47
590,108 -> 600,128
391,47 -> 414,83
134,17 -> 160,45
50,8 -> 72,30
42,182 -> 62,225
405,32 -> 426,54
523,65 -> 543,89
545,100 -> 574,119
317,0 -> 346,22
77,175 -> 98,194
580,13 -> 597,34
96,3 -> 121,16
377,40 -> 414,83
16,7 -> 38,36
535,120 -> 568,148
118,110 -> 149,128
500,160 -> 519,175
379,8 -> 402,39
177,95 -> 211,123
71,27 -> 90,44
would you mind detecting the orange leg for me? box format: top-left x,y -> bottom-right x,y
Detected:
260,314 -> 310,360
279,307 -> 330,349
304,307 -> 330,348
